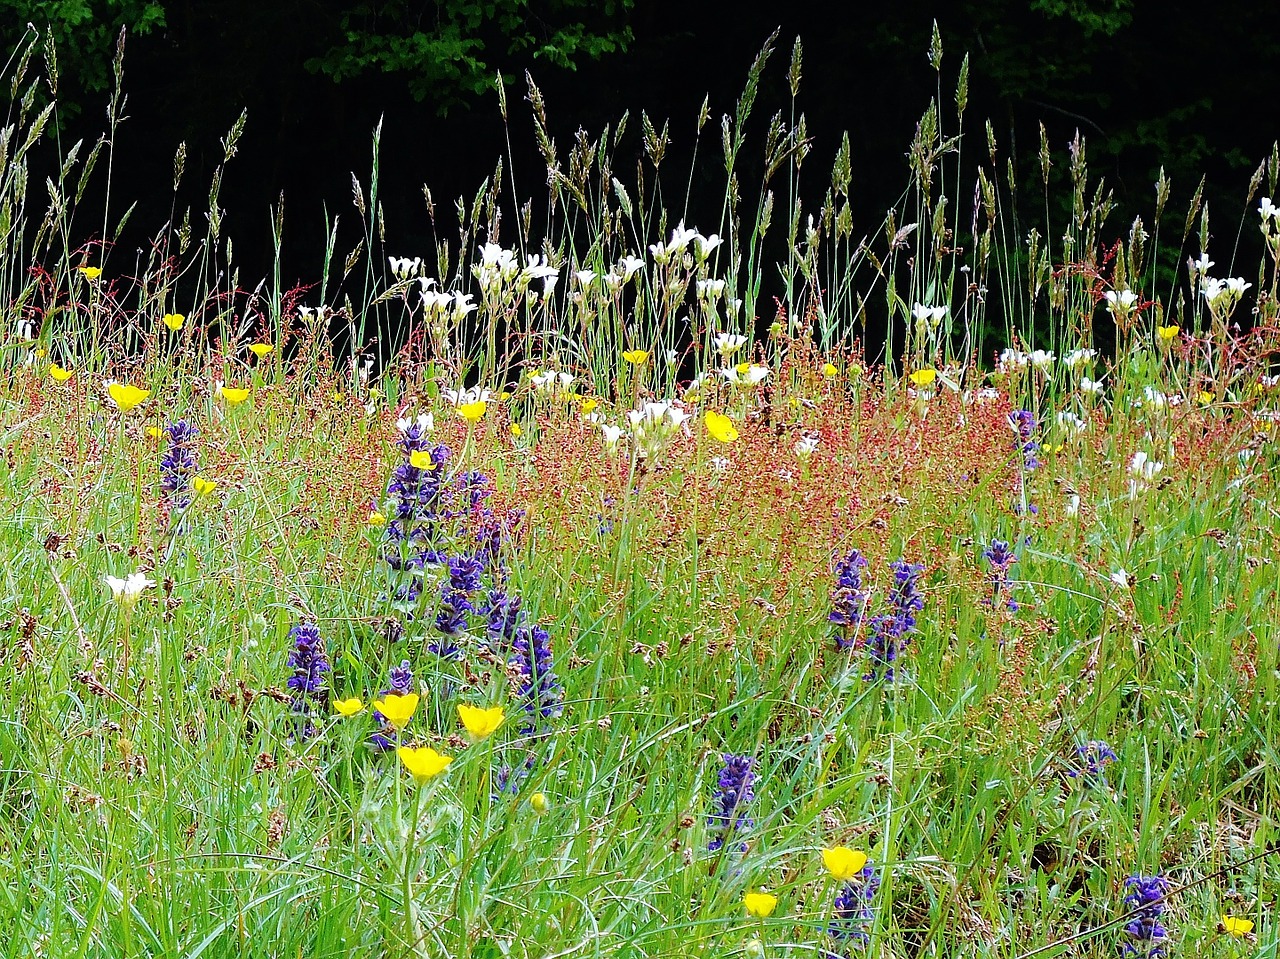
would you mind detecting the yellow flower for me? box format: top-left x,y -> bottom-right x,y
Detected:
822,847 -> 869,881
908,368 -> 937,388
409,450 -> 437,470
1155,324 -> 1180,342
78,265 -> 102,280
218,384 -> 250,405
529,792 -> 549,814
1198,390 -> 1214,406
107,382 -> 150,412
333,697 -> 365,717
249,343 -> 273,357
580,397 -> 599,415
330,391 -> 344,402
48,363 -> 73,382
374,692 -> 420,730
704,410 -> 739,444
822,362 -> 839,378
162,313 -> 185,331
458,400 -> 487,422
1221,915 -> 1253,937
368,510 -> 387,527
510,423 -> 523,437
147,426 -> 164,438
743,892 -> 777,918
622,349 -> 650,365
457,703 -> 504,739
192,476 -> 217,497
397,745 -> 453,784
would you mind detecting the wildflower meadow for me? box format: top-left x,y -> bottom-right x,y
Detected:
1,26 -> 1278,959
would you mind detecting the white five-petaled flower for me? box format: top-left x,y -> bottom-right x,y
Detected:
617,256 -> 645,281
911,303 -> 948,327
1103,289 -> 1139,313
530,371 -> 573,393
709,455 -> 730,471
720,364 -> 769,386
574,269 -> 596,288
1063,348 -> 1097,370
1129,451 -> 1163,482
1110,568 -> 1131,588
388,256 -> 422,280
714,333 -> 748,356
1259,197 -> 1278,222
105,572 -> 156,607
1029,349 -> 1056,370
696,278 -> 725,300
1057,411 -> 1087,434
999,348 -> 1029,371
1079,377 -> 1105,395
395,413 -> 434,434
441,386 -> 493,406
794,435 -> 820,459
1191,253 -> 1215,274
600,423 -> 624,449
693,232 -> 722,261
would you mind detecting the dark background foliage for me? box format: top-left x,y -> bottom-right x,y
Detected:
4,0 -> 1277,302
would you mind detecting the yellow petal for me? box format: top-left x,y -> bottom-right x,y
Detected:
704,410 -> 739,444
107,383 -> 151,412
457,703 -> 504,739
397,745 -> 453,783
333,697 -> 365,717
78,265 -> 102,280
458,400 -> 487,422
1222,915 -> 1253,936
219,385 -> 250,405
192,476 -> 217,497
908,368 -> 937,388
48,364 -> 73,382
249,343 -> 274,357
743,892 -> 777,918
162,313 -> 185,331
622,349 -> 649,365
409,450 -> 436,469
822,847 -> 868,881
374,692 -> 420,730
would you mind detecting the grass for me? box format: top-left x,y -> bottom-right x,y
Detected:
1,24 -> 1279,959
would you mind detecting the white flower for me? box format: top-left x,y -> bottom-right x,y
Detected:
1225,276 -> 1252,297
665,349 -> 679,364
451,291 -> 477,319
618,256 -> 645,281
1065,494 -> 1081,517
1103,289 -> 1139,313
1191,253 -> 1215,274
473,243 -> 520,293
395,413 -> 434,434
1079,377 -> 1105,395
1110,568 -> 1131,588
713,333 -> 748,355
1260,374 -> 1280,390
696,278 -> 725,300
1057,411 -> 1087,434
999,348 -> 1029,371
105,572 -> 155,607
600,273 -> 624,294
1063,348 -> 1097,370
574,269 -> 596,288
1129,451 -> 1163,480
709,456 -> 730,471
1259,197 -> 1278,221
600,423 -> 623,449
520,254 -> 559,288
693,233 -> 722,261
721,364 -> 769,386
794,435 -> 820,458
726,297 -> 743,319
1029,349 -> 1056,370
911,303 -> 948,327
388,256 -> 422,280
442,386 -> 492,406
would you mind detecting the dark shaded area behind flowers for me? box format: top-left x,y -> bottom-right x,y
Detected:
11,0 -> 1278,360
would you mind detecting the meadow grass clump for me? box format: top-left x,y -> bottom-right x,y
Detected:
0,24 -> 1278,959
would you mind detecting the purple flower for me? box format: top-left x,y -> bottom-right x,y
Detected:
369,659 -> 414,751
382,439 -> 450,566
511,623 -> 563,739
1121,874 -> 1170,958
707,753 -> 755,853
1008,409 -> 1041,472
480,589 -> 524,653
982,539 -> 1018,611
285,622 -> 329,739
1068,739 -> 1119,785
160,420 -> 198,527
429,585 -> 472,657
864,559 -> 924,683
826,861 -> 880,955
830,549 -> 871,650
